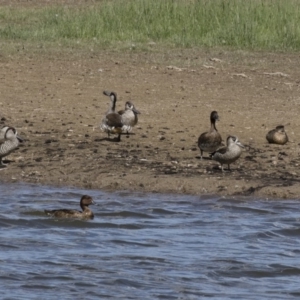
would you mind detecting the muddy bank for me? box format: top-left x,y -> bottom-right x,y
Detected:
1,49 -> 300,199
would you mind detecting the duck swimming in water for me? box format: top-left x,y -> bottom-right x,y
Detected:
100,90 -> 131,141
266,125 -> 288,145
0,126 -> 23,167
211,135 -> 244,172
198,111 -> 222,159
44,195 -> 95,219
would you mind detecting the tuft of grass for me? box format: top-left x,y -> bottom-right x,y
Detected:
1,0 -> 300,51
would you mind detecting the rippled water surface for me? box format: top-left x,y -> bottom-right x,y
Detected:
1,183 -> 300,299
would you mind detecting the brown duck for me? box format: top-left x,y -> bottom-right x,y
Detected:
198,111 -> 222,159
100,90 -> 131,141
44,195 -> 95,219
266,125 -> 288,145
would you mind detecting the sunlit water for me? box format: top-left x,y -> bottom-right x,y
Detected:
0,183 -> 300,299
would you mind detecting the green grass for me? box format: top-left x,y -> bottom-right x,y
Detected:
1,0 -> 300,51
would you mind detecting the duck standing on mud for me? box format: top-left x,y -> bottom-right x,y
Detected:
118,101 -> 140,131
198,111 -> 222,159
211,135 -> 244,172
0,126 -> 23,167
100,90 -> 132,141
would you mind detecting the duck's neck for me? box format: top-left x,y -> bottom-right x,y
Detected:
111,99 -> 116,112
210,120 -> 217,131
81,206 -> 94,218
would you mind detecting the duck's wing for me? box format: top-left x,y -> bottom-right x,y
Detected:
198,131 -> 209,144
44,209 -> 80,218
266,129 -> 276,143
105,113 -> 123,128
212,145 -> 227,155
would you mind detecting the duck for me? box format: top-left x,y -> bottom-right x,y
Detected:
100,90 -> 117,138
118,101 -> 140,129
0,126 -> 23,167
198,111 -> 222,159
211,135 -> 244,171
266,125 -> 288,145
100,90 -> 131,141
44,195 -> 95,219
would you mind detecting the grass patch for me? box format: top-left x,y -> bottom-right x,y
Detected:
1,0 -> 300,52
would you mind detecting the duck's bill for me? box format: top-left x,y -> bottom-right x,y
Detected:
17,136 -> 24,143
103,90 -> 112,96
133,108 -> 141,114
237,141 -> 245,148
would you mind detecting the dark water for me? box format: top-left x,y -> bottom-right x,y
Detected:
1,183 -> 300,299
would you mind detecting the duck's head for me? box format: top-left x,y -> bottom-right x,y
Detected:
80,195 -> 95,209
4,127 -> 23,142
103,90 -> 117,104
275,125 -> 285,132
210,111 -> 219,123
125,101 -> 141,115
227,135 -> 244,148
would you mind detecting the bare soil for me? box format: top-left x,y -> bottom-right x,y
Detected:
1,43 -> 300,199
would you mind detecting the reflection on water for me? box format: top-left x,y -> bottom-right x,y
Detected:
0,183 -> 300,299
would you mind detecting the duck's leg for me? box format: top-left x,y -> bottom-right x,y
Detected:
200,149 -> 203,160
220,164 -> 224,172
0,157 -> 7,168
116,133 -> 121,142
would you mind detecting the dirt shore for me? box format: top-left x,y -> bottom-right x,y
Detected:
1,47 -> 300,199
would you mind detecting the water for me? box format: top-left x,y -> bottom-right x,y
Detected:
0,183 -> 300,299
